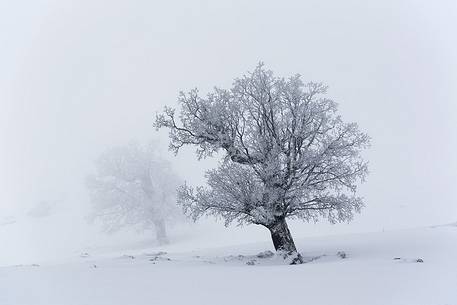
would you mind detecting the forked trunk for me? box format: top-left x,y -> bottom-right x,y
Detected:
268,217 -> 304,264
153,218 -> 169,245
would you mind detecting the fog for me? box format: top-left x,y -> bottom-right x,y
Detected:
1,0 -> 456,265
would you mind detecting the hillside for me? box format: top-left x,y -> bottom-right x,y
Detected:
1,224 -> 456,305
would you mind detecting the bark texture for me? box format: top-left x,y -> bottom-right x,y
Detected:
268,217 -> 304,264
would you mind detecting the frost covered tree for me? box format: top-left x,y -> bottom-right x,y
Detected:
155,64 -> 369,263
86,142 -> 181,244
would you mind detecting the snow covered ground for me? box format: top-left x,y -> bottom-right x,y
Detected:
1,223 -> 456,305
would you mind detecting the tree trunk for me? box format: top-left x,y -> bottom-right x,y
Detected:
268,217 -> 304,264
153,219 -> 169,245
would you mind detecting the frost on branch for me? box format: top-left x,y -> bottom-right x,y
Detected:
156,63 -> 370,261
86,142 -> 181,244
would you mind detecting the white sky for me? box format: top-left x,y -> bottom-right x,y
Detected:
1,0 -> 457,233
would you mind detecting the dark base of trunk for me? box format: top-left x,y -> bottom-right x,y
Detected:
268,218 -> 304,264
153,219 -> 169,245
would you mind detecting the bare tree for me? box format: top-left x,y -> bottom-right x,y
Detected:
155,64 -> 369,263
86,142 -> 181,245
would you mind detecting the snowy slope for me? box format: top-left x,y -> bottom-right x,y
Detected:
1,224 -> 456,305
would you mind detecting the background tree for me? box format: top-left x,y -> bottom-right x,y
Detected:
86,142 -> 181,245
155,64 -> 369,263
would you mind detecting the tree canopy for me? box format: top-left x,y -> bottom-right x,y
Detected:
156,64 -> 369,261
